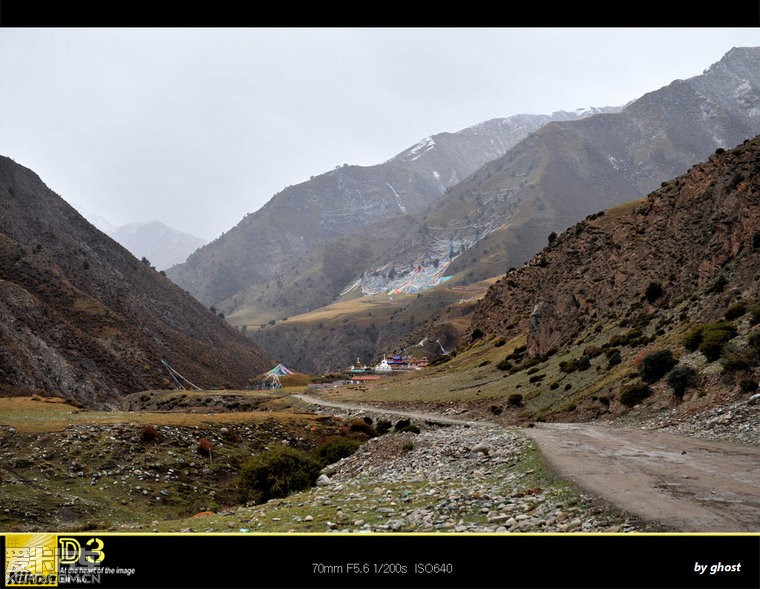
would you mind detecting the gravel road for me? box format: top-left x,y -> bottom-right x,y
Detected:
525,422 -> 760,531
295,393 -> 760,532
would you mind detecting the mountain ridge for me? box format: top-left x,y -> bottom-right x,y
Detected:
167,107 -> 620,307
0,156 -> 270,408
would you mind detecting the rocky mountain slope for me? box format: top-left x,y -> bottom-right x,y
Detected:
0,156 -> 270,408
470,136 -> 760,354
107,220 -> 207,271
382,46 -> 760,286
457,133 -> 760,421
167,108 -> 618,309
237,47 -> 760,373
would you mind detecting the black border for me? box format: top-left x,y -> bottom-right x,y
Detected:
3,533 -> 760,589
0,2 -> 759,27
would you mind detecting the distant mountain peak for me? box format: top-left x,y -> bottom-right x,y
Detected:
107,220 -> 207,270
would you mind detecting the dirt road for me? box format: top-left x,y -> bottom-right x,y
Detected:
295,393 -> 760,531
292,394 -> 491,427
525,422 -> 760,532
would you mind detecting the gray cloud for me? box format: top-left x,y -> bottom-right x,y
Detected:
1,28 -> 759,240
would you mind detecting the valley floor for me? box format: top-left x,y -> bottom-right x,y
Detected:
1,391 -> 757,533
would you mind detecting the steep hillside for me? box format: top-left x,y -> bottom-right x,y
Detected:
460,135 -> 760,419
0,157 -> 270,408
107,220 -> 207,270
470,137 -> 760,354
167,108 -> 618,308
388,46 -> 760,286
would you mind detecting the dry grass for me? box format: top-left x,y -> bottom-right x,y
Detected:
0,396 -> 323,434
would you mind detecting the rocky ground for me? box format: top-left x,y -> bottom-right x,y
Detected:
160,422 -> 644,534
640,393 -> 760,446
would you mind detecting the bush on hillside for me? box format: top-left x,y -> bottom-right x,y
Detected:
508,393 -> 523,407
618,382 -> 652,408
740,378 -> 758,393
725,301 -> 748,320
313,436 -> 362,467
638,349 -> 677,383
748,329 -> 760,350
376,419 -> 392,435
348,419 -> 377,438
667,365 -> 698,399
645,282 -> 663,304
559,355 -> 591,373
682,322 -> 737,361
238,446 -> 321,504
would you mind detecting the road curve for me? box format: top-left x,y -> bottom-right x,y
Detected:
524,422 -> 760,532
293,394 -> 760,531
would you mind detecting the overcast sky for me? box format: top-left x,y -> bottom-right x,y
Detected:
2,28 -> 759,240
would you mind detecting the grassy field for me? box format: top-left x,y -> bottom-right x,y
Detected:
0,393 -> 317,434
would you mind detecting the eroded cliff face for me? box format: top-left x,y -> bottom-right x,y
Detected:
469,135 -> 760,357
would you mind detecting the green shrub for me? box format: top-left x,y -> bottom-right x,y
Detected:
609,329 -> 643,347
496,358 -> 514,371
376,419 -> 392,435
583,346 -> 603,358
606,350 -> 622,368
638,349 -> 676,383
494,338 -> 506,348
313,437 -> 362,467
238,446 -> 321,504
507,393 -> 523,407
619,382 -> 652,407
667,365 -> 698,399
749,304 -> 760,325
490,405 -> 503,416
699,327 -> 737,361
721,345 -> 757,372
682,326 -> 704,351
471,328 -> 484,341
645,282 -> 663,303
394,419 -> 411,431
740,378 -> 758,393
397,424 -> 421,434
748,329 -> 760,350
683,322 -> 737,360
478,360 -> 491,367
528,374 -> 545,383
349,419 -> 377,438
559,355 -> 591,373
725,301 -> 748,320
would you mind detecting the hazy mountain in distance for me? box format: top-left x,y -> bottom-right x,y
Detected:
107,220 -> 208,270
0,156 -> 270,408
243,46 -> 760,372
167,107 -> 620,307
